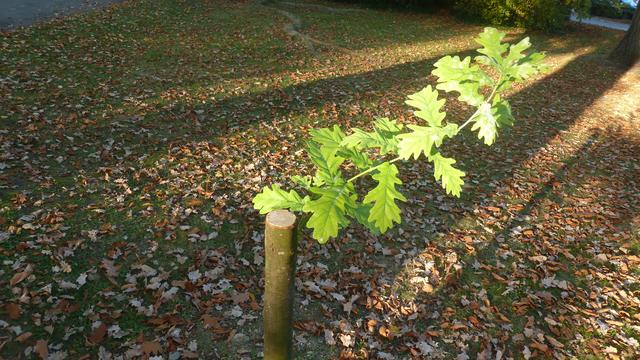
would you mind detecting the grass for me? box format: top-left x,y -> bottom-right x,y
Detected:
2,0 -> 640,358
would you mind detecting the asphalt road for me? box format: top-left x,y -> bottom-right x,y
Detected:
570,13 -> 631,31
0,0 -> 123,30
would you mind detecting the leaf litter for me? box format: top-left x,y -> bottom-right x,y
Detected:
1,0 -> 639,358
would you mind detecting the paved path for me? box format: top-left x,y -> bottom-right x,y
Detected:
570,13 -> 631,31
1,0 -> 123,30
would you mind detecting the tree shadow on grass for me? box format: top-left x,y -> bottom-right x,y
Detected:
0,6 -> 632,357
0,41 -> 602,223
392,128 -> 640,357
0,46 -> 473,192
294,52 -> 636,358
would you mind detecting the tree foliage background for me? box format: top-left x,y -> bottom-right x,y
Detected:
591,0 -> 637,19
453,0 -> 591,30
332,0 -> 592,30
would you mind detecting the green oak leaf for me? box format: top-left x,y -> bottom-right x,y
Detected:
431,152 -> 465,197
470,102 -> 498,146
508,51 -> 547,81
253,185 -> 309,214
485,35 -> 546,84
470,95 -> 515,146
432,56 -> 491,106
340,147 -> 373,170
374,117 -> 403,133
363,162 -> 406,233
347,203 -> 381,235
307,140 -> 344,186
493,95 -> 514,128
311,125 -> 372,169
405,85 -> 446,127
504,37 -> 531,65
341,117 -> 403,154
291,175 -> 312,189
342,129 -> 372,148
309,126 -> 344,156
474,27 -> 508,68
397,123 -> 459,160
303,184 -> 354,243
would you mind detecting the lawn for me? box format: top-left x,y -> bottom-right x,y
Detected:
1,0 -> 639,359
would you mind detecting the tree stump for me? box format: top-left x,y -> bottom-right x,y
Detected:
263,210 -> 297,360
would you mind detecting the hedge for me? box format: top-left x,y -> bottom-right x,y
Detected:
331,0 -> 593,30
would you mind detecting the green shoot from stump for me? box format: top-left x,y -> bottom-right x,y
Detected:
253,28 -> 547,244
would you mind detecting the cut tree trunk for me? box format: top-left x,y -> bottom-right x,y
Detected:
263,210 -> 297,360
610,5 -> 640,67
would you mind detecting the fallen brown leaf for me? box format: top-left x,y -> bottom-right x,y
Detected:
6,303 -> 21,320
10,271 -> 30,286
88,323 -> 107,344
16,332 -> 32,342
142,341 -> 162,354
35,340 -> 48,359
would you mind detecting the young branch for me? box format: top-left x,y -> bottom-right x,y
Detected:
347,156 -> 402,183
458,75 -> 504,132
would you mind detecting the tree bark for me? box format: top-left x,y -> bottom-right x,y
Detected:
610,4 -> 640,67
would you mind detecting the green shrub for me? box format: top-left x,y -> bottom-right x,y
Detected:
591,0 -> 623,18
591,0 -> 635,19
331,0 -> 448,8
330,0 -> 592,30
453,0 -> 591,30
